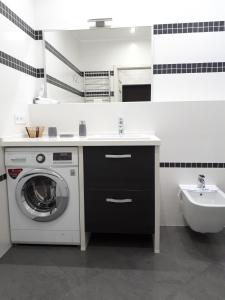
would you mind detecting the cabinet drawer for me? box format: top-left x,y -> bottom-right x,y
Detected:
84,146 -> 155,189
85,189 -> 155,234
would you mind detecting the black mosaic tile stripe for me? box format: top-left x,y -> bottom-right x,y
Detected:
45,41 -> 83,76
85,91 -> 111,97
160,162 -> 225,168
0,1 -> 42,40
47,74 -> 84,97
0,173 -> 6,182
85,71 -> 113,77
153,62 -> 225,74
154,21 -> 225,35
0,51 -> 44,78
35,31 -> 43,41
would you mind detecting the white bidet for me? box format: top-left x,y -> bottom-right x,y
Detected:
179,185 -> 225,233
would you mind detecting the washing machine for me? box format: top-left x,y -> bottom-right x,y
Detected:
5,147 -> 80,245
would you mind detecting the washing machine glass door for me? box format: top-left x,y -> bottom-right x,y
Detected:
16,169 -> 69,222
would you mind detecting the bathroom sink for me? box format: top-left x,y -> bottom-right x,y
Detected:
85,134 -> 155,141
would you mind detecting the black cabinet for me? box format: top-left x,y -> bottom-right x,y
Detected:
84,146 -> 155,234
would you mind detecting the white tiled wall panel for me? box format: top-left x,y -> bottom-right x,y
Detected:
34,0 -> 225,29
0,6 -> 43,68
3,0 -> 36,28
152,29 -> 225,101
0,64 -> 42,137
152,73 -> 225,101
153,32 -> 225,63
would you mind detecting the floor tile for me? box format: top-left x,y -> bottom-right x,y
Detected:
0,227 -> 224,300
183,264 -> 225,300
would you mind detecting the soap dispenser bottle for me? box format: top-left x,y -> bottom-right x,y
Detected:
79,120 -> 87,137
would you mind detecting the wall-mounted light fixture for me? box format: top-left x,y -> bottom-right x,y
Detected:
88,18 -> 112,28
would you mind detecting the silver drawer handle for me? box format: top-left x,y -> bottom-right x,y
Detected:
105,154 -> 131,159
106,198 -> 133,203
11,158 -> 26,162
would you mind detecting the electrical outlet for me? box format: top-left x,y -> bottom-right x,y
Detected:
14,113 -> 26,124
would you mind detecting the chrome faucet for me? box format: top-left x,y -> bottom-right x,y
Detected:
118,117 -> 124,135
197,174 -> 205,189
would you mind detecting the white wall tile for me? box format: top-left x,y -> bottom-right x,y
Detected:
3,0 -> 36,28
34,0 -> 225,29
0,64 -> 42,137
153,32 -> 225,64
152,73 -> 225,101
0,14 -> 43,68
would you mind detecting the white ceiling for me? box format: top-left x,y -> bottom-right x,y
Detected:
70,26 -> 151,42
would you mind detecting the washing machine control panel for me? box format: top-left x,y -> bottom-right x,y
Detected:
53,152 -> 72,161
36,153 -> 46,163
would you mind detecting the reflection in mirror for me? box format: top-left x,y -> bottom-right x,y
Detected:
44,26 -> 152,104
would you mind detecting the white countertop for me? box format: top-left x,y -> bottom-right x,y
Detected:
0,134 -> 160,147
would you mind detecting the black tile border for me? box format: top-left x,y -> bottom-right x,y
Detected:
0,173 -> 6,182
84,91 -> 111,97
45,41 -> 83,77
47,74 -> 84,97
154,21 -> 225,35
84,71 -> 114,77
0,51 -> 44,78
0,1 -> 43,40
47,74 -> 114,98
160,162 -> 225,168
153,62 -> 225,74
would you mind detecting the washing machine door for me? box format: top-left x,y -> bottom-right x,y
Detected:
16,169 -> 69,222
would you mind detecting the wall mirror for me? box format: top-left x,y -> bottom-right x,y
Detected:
44,26 -> 152,103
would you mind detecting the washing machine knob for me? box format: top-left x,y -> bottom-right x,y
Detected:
36,153 -> 45,163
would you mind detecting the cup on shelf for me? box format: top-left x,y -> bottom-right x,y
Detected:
25,126 -> 45,138
48,127 -> 57,137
